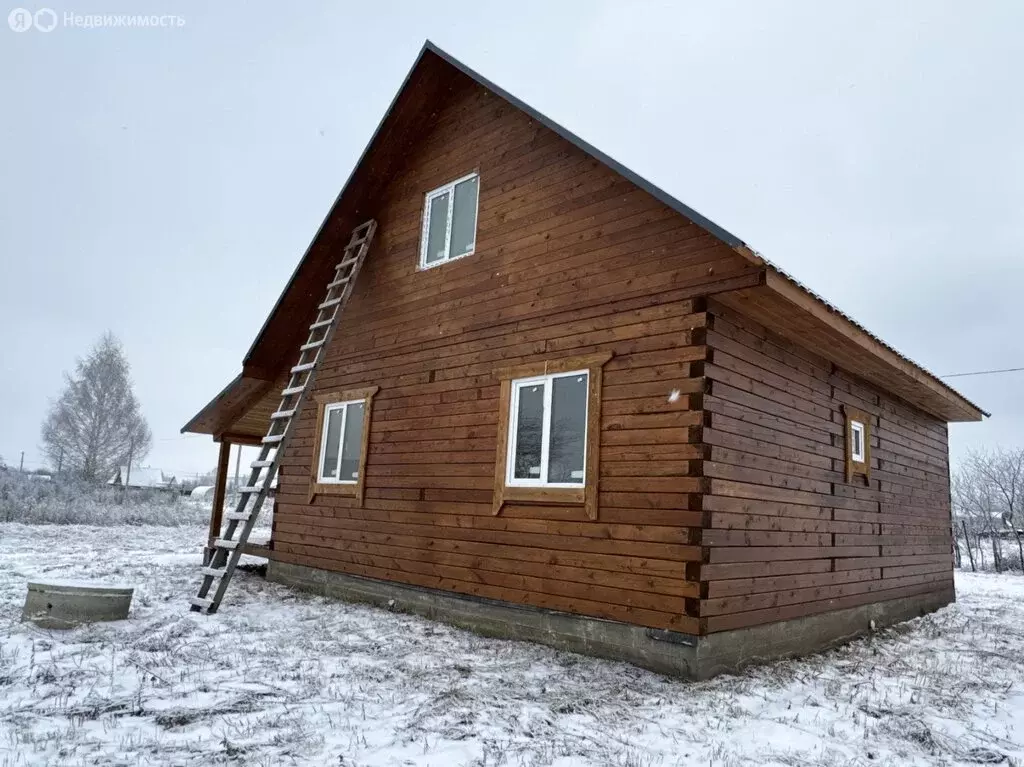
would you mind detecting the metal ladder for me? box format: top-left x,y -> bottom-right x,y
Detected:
190,219 -> 377,615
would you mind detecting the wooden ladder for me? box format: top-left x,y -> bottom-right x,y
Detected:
190,219 -> 377,614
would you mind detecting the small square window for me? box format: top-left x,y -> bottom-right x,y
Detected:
850,420 -> 865,463
419,173 -> 479,269
507,371 -> 589,488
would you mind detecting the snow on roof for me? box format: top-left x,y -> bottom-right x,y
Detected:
107,466 -> 171,489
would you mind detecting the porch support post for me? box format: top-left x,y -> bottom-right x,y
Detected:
205,439 -> 232,564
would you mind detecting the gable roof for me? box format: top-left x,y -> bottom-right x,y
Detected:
182,40 -> 984,436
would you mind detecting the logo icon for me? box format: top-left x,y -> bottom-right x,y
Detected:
8,7 -> 33,31
34,7 -> 56,31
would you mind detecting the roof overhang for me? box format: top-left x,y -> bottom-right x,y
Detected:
181,373 -> 274,440
717,249 -> 987,422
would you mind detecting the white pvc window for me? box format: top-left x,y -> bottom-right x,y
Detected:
507,370 -> 588,488
850,420 -> 866,464
318,400 -> 366,483
420,172 -> 479,269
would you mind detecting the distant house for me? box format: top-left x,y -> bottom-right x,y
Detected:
107,466 -> 176,491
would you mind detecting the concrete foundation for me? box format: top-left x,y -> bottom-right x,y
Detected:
22,581 -> 134,629
267,560 -> 953,679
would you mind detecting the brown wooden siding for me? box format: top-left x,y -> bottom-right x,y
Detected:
271,74 -> 760,634
699,298 -> 954,633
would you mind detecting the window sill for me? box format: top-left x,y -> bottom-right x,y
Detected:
419,249 -> 475,271
310,481 -> 358,498
501,486 -> 586,506
494,485 -> 594,519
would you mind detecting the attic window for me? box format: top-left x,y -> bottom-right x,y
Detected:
420,172 -> 479,269
842,406 -> 871,483
850,420 -> 866,463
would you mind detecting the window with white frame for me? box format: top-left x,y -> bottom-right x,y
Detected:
317,400 -> 366,483
850,420 -> 866,464
420,172 -> 479,269
507,370 -> 589,487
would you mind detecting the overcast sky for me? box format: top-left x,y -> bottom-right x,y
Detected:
1,1 -> 1021,478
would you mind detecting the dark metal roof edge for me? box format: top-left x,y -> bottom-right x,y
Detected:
761,259 -> 989,420
421,41 -> 746,250
241,40 -> 438,367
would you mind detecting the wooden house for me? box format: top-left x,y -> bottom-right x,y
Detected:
182,42 -> 985,678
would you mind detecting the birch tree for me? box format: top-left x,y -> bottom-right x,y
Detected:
40,333 -> 152,481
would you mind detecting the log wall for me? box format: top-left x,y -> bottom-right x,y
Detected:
700,298 -> 955,633
271,73 -> 761,634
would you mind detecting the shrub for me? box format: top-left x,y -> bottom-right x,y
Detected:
0,471 -> 208,526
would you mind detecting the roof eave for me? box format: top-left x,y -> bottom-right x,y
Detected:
180,372 -> 274,436
758,267 -> 987,422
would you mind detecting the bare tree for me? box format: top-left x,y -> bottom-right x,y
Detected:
952,462 -> 999,570
953,448 -> 1024,573
974,448 -> 1024,571
40,333 -> 152,482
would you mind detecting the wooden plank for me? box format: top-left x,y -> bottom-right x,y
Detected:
702,570 -> 949,618
704,580 -> 952,633
271,548 -> 698,633
706,567 -> 880,599
272,536 -> 694,610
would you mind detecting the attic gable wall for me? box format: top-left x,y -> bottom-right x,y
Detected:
269,76 -> 761,633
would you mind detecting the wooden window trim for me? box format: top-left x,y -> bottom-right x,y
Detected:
418,171 -> 480,270
492,352 -> 612,520
309,386 -> 378,504
841,404 -> 872,483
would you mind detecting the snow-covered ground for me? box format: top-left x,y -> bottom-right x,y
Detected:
1,523 -> 1022,766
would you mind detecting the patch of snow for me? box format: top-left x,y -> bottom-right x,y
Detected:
1,523 -> 1022,765
23,579 -> 134,591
